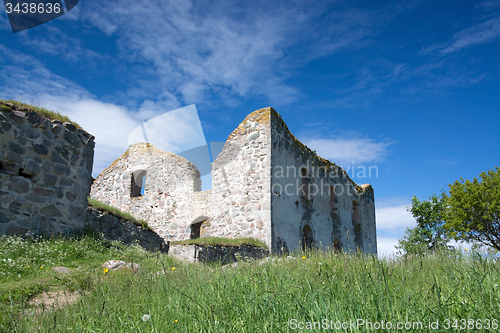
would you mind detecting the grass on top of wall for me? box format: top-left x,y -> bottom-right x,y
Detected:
170,236 -> 268,248
88,197 -> 151,230
0,99 -> 81,129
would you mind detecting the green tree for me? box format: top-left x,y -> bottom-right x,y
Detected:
444,167 -> 500,251
396,193 -> 451,256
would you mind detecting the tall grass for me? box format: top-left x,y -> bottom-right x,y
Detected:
1,234 -> 499,332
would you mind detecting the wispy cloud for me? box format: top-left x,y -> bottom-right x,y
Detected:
422,16 -> 500,55
476,0 -> 500,11
302,137 -> 392,165
58,0 -> 385,107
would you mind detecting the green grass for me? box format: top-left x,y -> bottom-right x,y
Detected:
88,197 -> 151,230
0,99 -> 81,129
0,228 -> 173,329
1,233 -> 499,332
170,236 -> 267,248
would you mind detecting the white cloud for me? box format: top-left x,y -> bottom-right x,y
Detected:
70,0 -> 381,106
128,104 -> 207,153
476,0 -> 500,11
0,49 -> 207,178
441,17 -> 500,54
376,204 -> 416,232
377,236 -> 400,256
303,138 -> 392,165
422,17 -> 500,55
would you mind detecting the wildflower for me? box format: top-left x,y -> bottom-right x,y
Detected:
104,268 -> 109,274
318,262 -> 322,265
142,314 -> 150,322
302,256 -> 306,259
172,267 -> 176,270
465,248 -> 468,251
174,319 -> 178,323
40,266 -> 43,269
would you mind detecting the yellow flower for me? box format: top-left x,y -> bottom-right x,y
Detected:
174,320 -> 178,323
172,267 -> 176,270
465,248 -> 468,251
40,266 -> 43,269
302,256 -> 306,259
104,268 -> 109,273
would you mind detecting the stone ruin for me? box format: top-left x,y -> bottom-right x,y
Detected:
91,107 -> 377,254
0,102 -> 95,235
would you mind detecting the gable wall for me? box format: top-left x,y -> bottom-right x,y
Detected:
90,143 -> 201,240
270,109 -> 377,254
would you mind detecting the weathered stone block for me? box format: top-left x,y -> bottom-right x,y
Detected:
9,142 -> 26,154
33,144 -> 49,155
26,127 -> 40,139
0,212 -> 10,223
34,187 -> 55,197
40,204 -> 62,217
6,151 -> 23,164
63,122 -> 77,132
65,191 -> 77,202
8,177 -> 30,193
63,130 -> 82,148
43,172 -> 58,185
0,120 -> 12,132
5,224 -> 29,236
51,150 -> 68,165
25,111 -> 49,128
54,164 -> 71,176
22,160 -> 41,176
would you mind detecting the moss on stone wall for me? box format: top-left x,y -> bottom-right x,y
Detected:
0,99 -> 81,129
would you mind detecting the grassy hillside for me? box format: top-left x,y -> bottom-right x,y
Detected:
1,232 -> 499,332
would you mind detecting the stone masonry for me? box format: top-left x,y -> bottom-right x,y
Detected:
91,107 -> 377,254
0,102 -> 95,235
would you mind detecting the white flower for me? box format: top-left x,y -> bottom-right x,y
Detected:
318,262 -> 323,265
142,314 -> 150,322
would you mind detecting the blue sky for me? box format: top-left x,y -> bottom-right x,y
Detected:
1,0 -> 499,255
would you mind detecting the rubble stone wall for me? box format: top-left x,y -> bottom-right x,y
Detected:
90,143 -> 202,241
86,206 -> 167,252
270,109 -> 377,254
208,108 -> 272,247
0,103 -> 94,236
169,243 -> 269,264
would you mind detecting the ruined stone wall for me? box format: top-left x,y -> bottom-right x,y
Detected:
270,109 -> 377,254
86,206 -> 167,252
90,143 -> 201,241
207,108 -> 272,247
169,243 -> 269,264
0,103 -> 94,236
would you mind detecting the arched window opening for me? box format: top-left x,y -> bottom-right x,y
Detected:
131,170 -> 147,197
333,237 -> 341,252
194,177 -> 202,192
191,222 -> 203,239
190,216 -> 209,239
302,225 -> 314,251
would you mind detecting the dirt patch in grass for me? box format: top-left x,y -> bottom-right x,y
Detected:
27,290 -> 86,314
